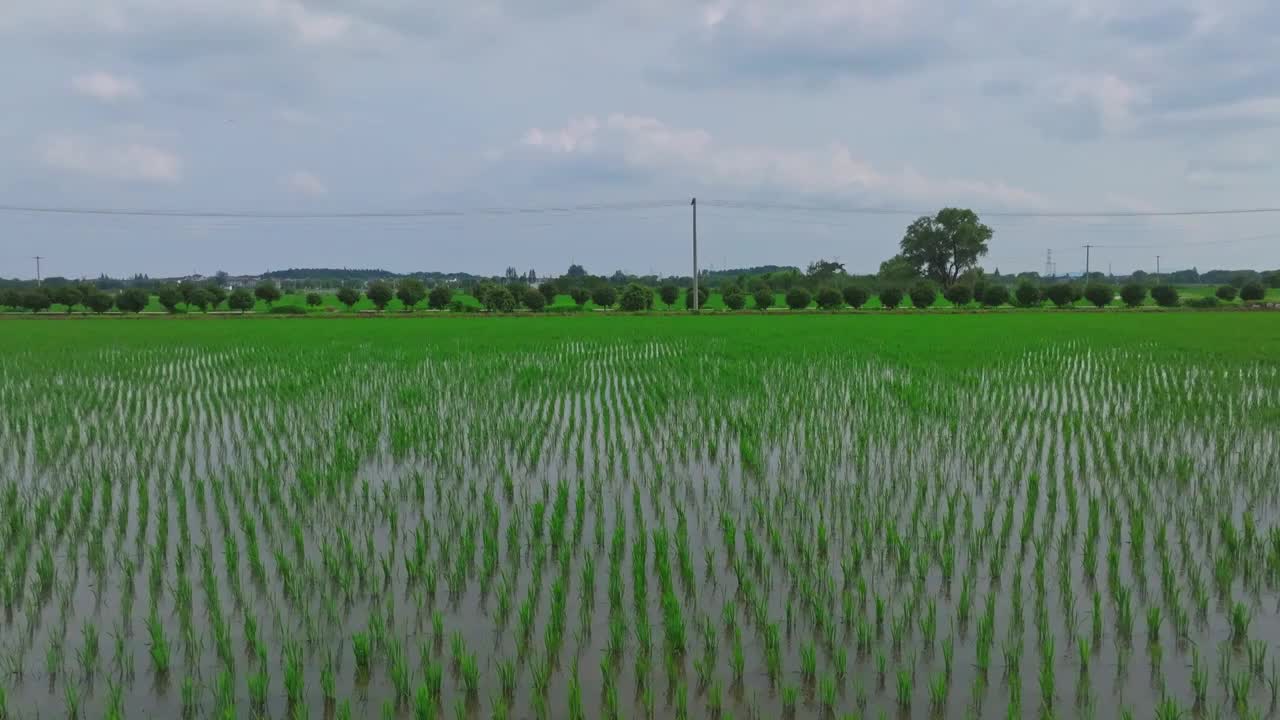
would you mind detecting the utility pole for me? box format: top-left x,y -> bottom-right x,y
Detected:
32,256 -> 44,285
1156,255 -> 1161,285
691,197 -> 698,312
1083,244 -> 1093,281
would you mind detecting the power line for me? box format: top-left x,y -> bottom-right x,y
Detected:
1073,231 -> 1280,250
701,199 -> 1280,219
0,199 -> 683,220
5,197 -> 1280,220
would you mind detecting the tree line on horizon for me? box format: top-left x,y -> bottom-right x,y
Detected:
4,208 -> 1278,314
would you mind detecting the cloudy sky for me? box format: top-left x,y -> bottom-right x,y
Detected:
3,0 -> 1279,279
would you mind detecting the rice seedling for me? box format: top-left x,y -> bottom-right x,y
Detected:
78,622 -> 99,678
1249,640 -> 1268,676
147,610 -> 170,674
181,675 -> 197,717
284,641 -> 305,706
1231,603 -> 1251,643
929,672 -> 948,710
63,681 -> 80,719
352,632 -> 372,674
461,652 -> 480,696
896,668 -> 913,709
248,668 -> 269,709
781,685 -> 798,715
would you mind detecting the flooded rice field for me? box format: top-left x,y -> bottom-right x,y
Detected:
1,314 -> 1279,719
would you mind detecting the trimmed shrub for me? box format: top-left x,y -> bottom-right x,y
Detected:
815,287 -> 843,310
842,286 -> 870,309
1044,284 -> 1076,308
879,287 -> 904,309
785,287 -> 812,310
1083,284 -> 1114,309
1013,282 -> 1041,308
1151,285 -> 1180,307
1119,284 -> 1147,308
685,286 -> 710,310
944,285 -> 972,308
1240,281 -> 1266,302
753,288 -> 774,311
981,284 -> 1011,307
908,282 -> 937,309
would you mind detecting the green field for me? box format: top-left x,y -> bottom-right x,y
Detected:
2,313 -> 1279,718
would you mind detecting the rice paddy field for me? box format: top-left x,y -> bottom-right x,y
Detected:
2,313 -> 1279,720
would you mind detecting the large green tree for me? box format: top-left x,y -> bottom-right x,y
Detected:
21,288 -> 52,313
618,283 -> 653,312
157,284 -> 183,313
50,284 -> 84,313
84,290 -> 114,314
366,281 -> 394,311
877,255 -> 919,285
115,288 -> 150,313
395,278 -> 426,311
591,286 -> 617,309
428,285 -> 453,310
658,284 -> 679,309
228,289 -> 255,313
805,259 -> 845,286
898,208 -> 993,287
336,286 -> 361,310
254,280 -> 282,307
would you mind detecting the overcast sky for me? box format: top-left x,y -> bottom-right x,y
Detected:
3,0 -> 1279,279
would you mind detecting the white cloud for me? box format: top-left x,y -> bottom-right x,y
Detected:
4,0 -> 381,48
1157,96 -> 1280,130
39,133 -> 182,182
659,0 -> 959,85
273,107 -> 321,127
71,71 -> 141,102
521,117 -> 601,153
1050,73 -> 1147,133
283,170 -> 328,196
520,114 -> 1048,208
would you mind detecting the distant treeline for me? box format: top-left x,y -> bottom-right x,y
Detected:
4,265 -> 1279,293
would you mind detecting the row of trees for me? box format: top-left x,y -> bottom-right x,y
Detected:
2,275 -> 1270,315
0,279 -> 287,314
